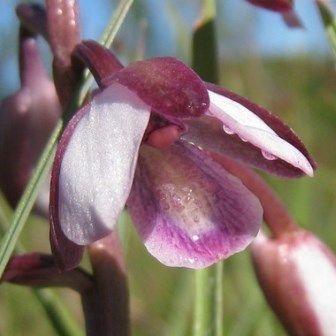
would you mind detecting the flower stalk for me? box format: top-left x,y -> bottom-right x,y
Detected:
316,0 -> 336,60
192,1 -> 223,335
82,232 -> 129,336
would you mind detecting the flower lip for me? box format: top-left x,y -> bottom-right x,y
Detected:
127,141 -> 262,268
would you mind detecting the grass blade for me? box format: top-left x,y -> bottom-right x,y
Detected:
316,0 -> 336,60
192,1 -> 223,336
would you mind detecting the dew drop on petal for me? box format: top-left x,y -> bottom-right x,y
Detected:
192,234 -> 200,241
223,125 -> 235,135
186,257 -> 197,264
261,150 -> 277,161
239,135 -> 248,142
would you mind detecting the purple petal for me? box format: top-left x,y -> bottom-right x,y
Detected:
182,83 -> 316,177
207,89 -> 313,176
110,57 -> 209,120
246,0 -> 293,12
74,40 -> 124,89
182,116 -> 303,177
49,207 -> 84,271
127,142 -> 262,269
282,10 -> 303,28
50,83 -> 150,246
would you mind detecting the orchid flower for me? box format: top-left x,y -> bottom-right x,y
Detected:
50,40 -> 315,271
246,0 -> 302,28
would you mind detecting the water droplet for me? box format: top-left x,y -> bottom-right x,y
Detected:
223,125 -> 235,135
187,257 -> 196,264
239,135 -> 248,142
192,234 -> 200,241
261,150 -> 277,161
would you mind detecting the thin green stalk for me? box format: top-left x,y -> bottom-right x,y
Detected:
32,289 -> 82,336
194,267 -> 215,336
215,262 -> 224,336
0,0 -> 134,279
194,265 -> 223,336
0,192 -> 81,336
192,0 -> 218,83
316,0 -> 336,60
79,0 -> 134,102
0,121 -> 62,277
192,1 -> 223,335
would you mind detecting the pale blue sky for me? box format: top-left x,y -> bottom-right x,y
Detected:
0,0 -> 333,95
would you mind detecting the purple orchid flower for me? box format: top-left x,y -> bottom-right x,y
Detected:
50,40 -> 315,271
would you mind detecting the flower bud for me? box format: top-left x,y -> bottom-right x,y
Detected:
252,230 -> 336,336
0,30 -> 61,209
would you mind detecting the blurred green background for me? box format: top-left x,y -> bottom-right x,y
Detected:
0,0 -> 335,335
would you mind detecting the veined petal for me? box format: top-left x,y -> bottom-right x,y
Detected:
127,142 -> 262,269
50,83 -> 150,245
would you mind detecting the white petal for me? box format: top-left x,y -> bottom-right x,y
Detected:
293,240 -> 336,335
207,90 -> 313,176
58,83 -> 150,244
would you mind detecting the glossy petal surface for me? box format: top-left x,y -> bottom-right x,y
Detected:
50,83 -> 150,245
127,142 -> 262,268
182,84 -> 315,177
207,89 -> 313,176
110,57 -> 209,119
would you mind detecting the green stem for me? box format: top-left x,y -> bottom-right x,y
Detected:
32,289 -> 82,336
316,0 -> 336,60
194,268 -> 213,336
215,262 -> 224,336
192,1 -> 223,335
193,264 -> 223,336
0,0 -> 134,280
192,0 -> 218,83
